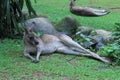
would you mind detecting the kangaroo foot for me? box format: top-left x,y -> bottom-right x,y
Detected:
32,59 -> 39,63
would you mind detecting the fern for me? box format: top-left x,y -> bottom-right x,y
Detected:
0,0 -> 36,38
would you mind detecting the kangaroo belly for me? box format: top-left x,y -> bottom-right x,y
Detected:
25,45 -> 37,54
41,42 -> 64,54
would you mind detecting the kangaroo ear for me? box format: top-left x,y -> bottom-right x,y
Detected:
29,22 -> 36,32
24,28 -> 29,34
30,22 -> 36,29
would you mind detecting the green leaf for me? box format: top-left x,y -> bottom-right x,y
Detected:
6,0 -> 11,25
34,32 -> 42,37
19,0 -> 24,10
25,0 -> 37,16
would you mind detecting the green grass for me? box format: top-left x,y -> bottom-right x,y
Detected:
28,0 -> 120,30
1,0 -> 120,80
0,39 -> 120,80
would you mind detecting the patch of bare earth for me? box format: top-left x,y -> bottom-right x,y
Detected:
60,76 -> 69,80
21,77 -> 26,80
0,72 -> 8,79
32,71 -> 45,78
67,57 -> 83,67
32,71 -> 72,80
67,57 -> 77,63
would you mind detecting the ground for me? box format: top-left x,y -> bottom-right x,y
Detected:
0,39 -> 120,80
0,0 -> 120,80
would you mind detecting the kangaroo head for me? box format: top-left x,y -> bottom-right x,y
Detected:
24,22 -> 39,45
70,0 -> 76,7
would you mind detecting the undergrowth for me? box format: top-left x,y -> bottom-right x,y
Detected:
98,23 -> 120,65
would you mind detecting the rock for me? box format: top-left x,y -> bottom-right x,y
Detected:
22,10 -> 29,20
78,26 -> 92,35
23,17 -> 58,34
83,36 -> 105,51
55,16 -> 79,36
90,29 -> 114,43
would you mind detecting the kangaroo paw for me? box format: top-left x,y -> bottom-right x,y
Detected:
32,59 -> 39,63
101,57 -> 111,64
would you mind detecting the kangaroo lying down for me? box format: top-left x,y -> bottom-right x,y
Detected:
23,24 -> 110,63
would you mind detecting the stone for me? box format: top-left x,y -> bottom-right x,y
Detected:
55,16 -> 79,36
90,29 -> 114,43
83,36 -> 105,51
77,26 -> 92,35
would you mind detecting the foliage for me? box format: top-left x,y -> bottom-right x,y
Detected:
98,23 -> 120,65
75,24 -> 120,65
75,31 -> 91,45
75,31 -> 97,52
0,0 -> 36,38
75,23 -> 120,65
113,23 -> 120,44
110,23 -> 120,65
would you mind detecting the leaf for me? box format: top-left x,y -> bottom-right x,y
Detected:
0,0 -> 36,38
25,0 -> 37,16
6,0 -> 11,25
19,0 -> 24,10
34,0 -> 37,3
34,32 -> 42,37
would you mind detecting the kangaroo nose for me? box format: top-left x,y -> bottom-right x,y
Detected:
35,41 -> 39,45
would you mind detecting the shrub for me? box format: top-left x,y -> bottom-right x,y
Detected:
110,23 -> 120,65
99,23 -> 120,65
0,0 -> 36,38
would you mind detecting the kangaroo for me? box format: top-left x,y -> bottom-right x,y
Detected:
23,23 -> 110,63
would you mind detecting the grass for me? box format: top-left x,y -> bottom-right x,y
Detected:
1,39 -> 120,80
1,0 -> 120,80
28,0 -> 120,30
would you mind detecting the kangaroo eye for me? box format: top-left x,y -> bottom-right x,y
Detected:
29,37 -> 34,40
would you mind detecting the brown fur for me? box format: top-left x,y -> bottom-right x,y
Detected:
70,0 -> 110,17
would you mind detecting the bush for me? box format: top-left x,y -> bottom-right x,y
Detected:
0,0 -> 36,38
99,23 -> 120,65
110,23 -> 120,65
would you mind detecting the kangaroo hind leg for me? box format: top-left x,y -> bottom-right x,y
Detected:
56,46 -> 91,57
59,34 -> 86,51
58,34 -> 110,63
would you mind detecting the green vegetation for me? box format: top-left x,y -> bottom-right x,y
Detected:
98,23 -> 120,65
0,0 -> 120,79
29,0 -> 120,30
0,0 -> 36,38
